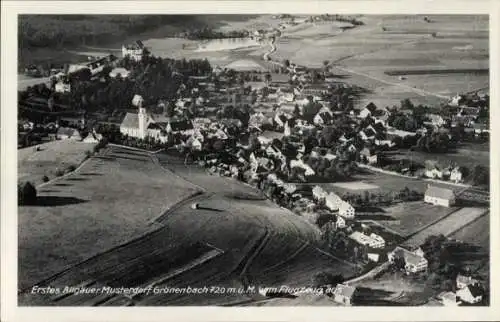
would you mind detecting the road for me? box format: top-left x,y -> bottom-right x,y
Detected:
18,75 -> 51,91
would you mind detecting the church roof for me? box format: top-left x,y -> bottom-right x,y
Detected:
121,112 -> 139,129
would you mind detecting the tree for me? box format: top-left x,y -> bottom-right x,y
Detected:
264,73 -> 272,86
42,175 -> 50,183
18,181 -> 37,205
470,165 -> 489,186
312,271 -> 343,288
400,98 -> 414,110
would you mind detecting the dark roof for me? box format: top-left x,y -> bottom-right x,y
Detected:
169,119 -> 193,131
425,186 -> 455,200
147,123 -> 164,130
467,284 -> 484,297
366,102 -> 378,112
364,128 -> 376,137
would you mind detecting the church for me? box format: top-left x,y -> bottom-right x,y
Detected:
120,95 -> 193,142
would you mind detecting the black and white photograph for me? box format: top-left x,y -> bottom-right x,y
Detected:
2,1 -> 499,320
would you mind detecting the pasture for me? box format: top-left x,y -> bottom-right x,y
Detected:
18,146 -> 201,291
18,140 -> 97,186
20,151 -> 359,306
358,201 -> 458,237
402,207 -> 488,248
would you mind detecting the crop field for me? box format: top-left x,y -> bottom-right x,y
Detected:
402,207 -> 488,248
18,140 -> 97,186
332,181 -> 380,191
18,146 -> 200,291
271,15 -> 488,108
449,213 -> 489,249
359,201 -> 459,237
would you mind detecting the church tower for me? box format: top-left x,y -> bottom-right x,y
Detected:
137,98 -> 147,139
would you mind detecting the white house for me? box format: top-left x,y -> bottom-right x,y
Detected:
339,200 -> 355,219
367,253 -> 380,262
424,185 -> 456,207
358,107 -> 372,119
56,127 -> 82,141
122,40 -> 145,61
456,274 -> 480,290
425,167 -> 444,179
336,216 -> 346,229
333,284 -> 356,306
450,166 -> 464,183
456,285 -> 483,304
55,82 -> 71,93
348,231 -> 385,249
388,246 -> 428,274
312,186 -> 327,201
437,291 -> 461,306
325,192 -> 342,211
82,130 -> 103,143
290,159 -> 315,176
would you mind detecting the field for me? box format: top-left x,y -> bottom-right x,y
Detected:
358,201 -> 458,237
18,146 -> 201,291
402,207 -> 488,248
388,147 -> 490,169
332,181 -> 380,191
18,140 -> 97,186
449,213 -> 489,249
272,15 -> 488,108
20,149 -> 359,306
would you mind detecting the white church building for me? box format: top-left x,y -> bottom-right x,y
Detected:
120,95 -> 169,142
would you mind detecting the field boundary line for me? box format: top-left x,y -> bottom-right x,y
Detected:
108,143 -> 164,154
446,210 -> 489,239
35,145 -> 102,189
260,240 -> 310,274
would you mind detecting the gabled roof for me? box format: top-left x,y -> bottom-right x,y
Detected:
334,284 -> 356,298
170,119 -> 193,131
57,127 -> 80,136
425,186 -> 455,200
391,246 -> 426,266
121,112 -> 139,128
365,102 -> 378,112
467,284 -> 484,297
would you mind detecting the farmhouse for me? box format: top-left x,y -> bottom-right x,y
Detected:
456,274 -> 480,290
56,127 -> 82,141
122,40 -> 145,61
82,130 -> 103,143
424,185 -> 456,207
360,148 -> 378,164
437,291 -> 461,306
450,166 -> 465,183
348,231 -> 385,249
333,284 -> 356,306
456,284 -> 484,304
55,81 -> 71,93
388,246 -> 428,274
325,192 -> 342,211
338,201 -> 355,219
336,216 -> 346,229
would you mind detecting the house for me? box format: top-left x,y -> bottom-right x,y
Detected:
55,81 -> 71,93
437,291 -> 461,306
187,136 -> 203,151
122,40 -> 145,61
312,186 -> 327,201
360,148 -> 378,165
290,159 -> 315,176
274,113 -> 289,130
456,284 -> 484,304
388,246 -> 428,274
450,166 -> 465,183
425,114 -> 446,127
336,216 -> 346,229
348,232 -> 385,249
425,167 -> 444,179
456,274 -> 480,290
325,192 -> 342,211
358,107 -> 372,119
424,185 -> 456,207
339,200 -> 355,219
333,284 -> 356,306
166,119 -> 194,135
82,130 -> 103,143
367,253 -> 380,262
313,111 -> 333,126
56,127 -> 82,141
472,123 -> 489,135
109,67 -> 130,78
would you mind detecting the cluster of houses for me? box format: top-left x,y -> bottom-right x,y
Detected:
437,274 -> 485,306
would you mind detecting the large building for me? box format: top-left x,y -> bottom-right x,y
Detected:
388,246 -> 428,274
424,185 -> 456,207
122,40 -> 145,61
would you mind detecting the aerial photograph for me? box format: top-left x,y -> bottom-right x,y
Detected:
17,14 -> 489,306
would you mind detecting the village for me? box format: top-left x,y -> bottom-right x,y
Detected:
17,16 -> 490,307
